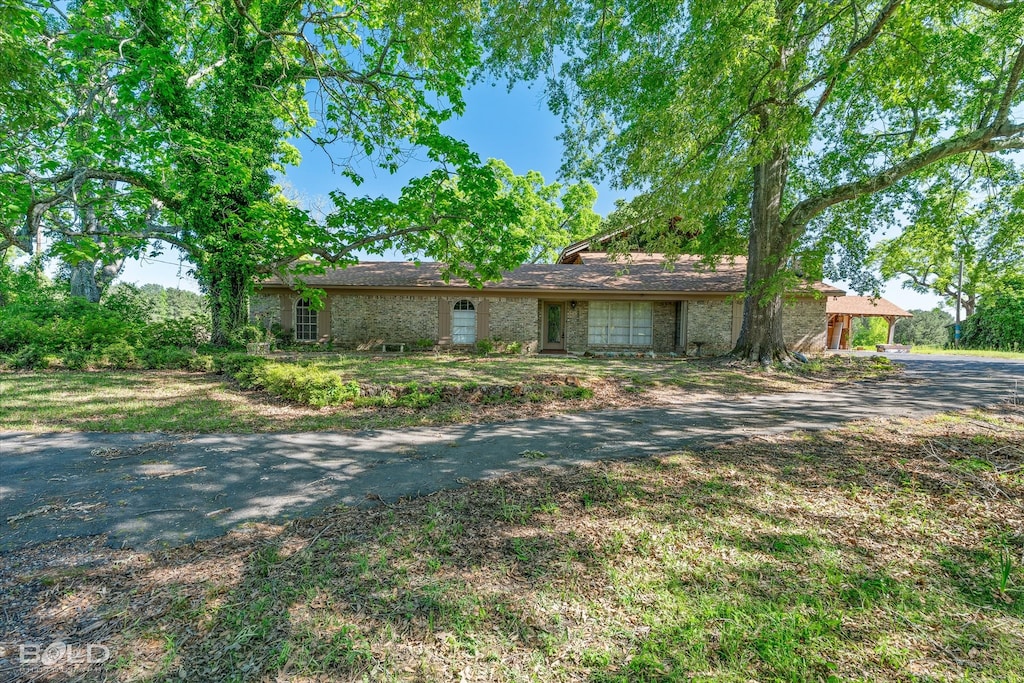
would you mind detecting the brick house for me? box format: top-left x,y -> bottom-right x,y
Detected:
253,248 -> 843,355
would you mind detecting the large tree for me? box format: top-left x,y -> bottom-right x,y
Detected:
2,0 -> 594,343
484,0 -> 1024,362
871,158 -> 1024,317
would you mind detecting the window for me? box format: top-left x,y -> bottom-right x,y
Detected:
452,299 -> 476,344
295,298 -> 318,341
588,302 -> 653,346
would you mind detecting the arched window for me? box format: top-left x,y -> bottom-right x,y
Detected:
294,298 -> 318,342
452,299 -> 476,344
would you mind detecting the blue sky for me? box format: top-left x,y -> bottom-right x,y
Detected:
117,81 -> 947,312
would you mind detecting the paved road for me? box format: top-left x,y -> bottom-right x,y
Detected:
1,354 -> 1021,552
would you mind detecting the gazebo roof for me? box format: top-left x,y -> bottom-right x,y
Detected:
826,295 -> 912,318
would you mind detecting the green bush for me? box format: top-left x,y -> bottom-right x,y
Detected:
103,342 -> 138,369
146,315 -> 210,348
960,278 -> 1024,351
850,317 -> 889,348
475,339 -> 495,355
561,386 -> 595,400
257,364 -> 360,408
214,353 -> 269,388
61,347 -> 95,370
186,354 -> 216,372
7,344 -> 48,370
396,389 -> 441,408
138,346 -> 200,370
894,309 -> 953,346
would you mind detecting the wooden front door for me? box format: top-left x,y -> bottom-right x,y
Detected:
543,302 -> 566,351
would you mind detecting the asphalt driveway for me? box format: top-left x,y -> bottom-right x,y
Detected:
1,354 -> 1021,552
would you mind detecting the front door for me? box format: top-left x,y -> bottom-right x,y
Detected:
543,302 -> 566,351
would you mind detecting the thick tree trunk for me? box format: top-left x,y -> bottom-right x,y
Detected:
732,143 -> 795,364
69,261 -> 102,302
207,259 -> 252,346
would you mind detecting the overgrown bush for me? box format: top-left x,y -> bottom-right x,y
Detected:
894,308 -> 953,346
103,342 -> 138,369
146,315 -> 210,348
255,364 -> 360,408
960,278 -> 1024,351
214,353 -> 269,387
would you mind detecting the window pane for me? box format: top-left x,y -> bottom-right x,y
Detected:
546,304 -> 562,343
295,299 -> 318,341
588,302 -> 609,344
453,308 -> 476,343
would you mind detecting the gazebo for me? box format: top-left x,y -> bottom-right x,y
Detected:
825,296 -> 913,350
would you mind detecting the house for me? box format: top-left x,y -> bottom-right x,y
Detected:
253,245 -> 844,356
825,296 -> 913,350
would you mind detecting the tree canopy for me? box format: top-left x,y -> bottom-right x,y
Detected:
894,308 -> 954,347
871,158 -> 1024,316
484,0 -> 1024,361
2,0 -> 596,343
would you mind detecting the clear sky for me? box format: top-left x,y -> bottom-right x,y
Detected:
117,80 -> 949,313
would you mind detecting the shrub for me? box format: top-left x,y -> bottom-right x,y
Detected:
138,346 -> 198,370
229,324 -> 270,348
103,342 -> 138,370
894,309 -> 953,347
850,317 -> 889,348
185,354 -> 216,373
214,353 -> 269,388
396,389 -> 441,408
561,386 -> 595,400
257,364 -> 360,408
475,339 -> 495,355
8,344 -> 48,370
146,315 -> 210,348
960,278 -> 1024,351
61,347 -> 95,370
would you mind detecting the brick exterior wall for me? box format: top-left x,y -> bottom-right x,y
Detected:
488,298 -> 540,350
652,301 -> 676,353
685,299 -> 735,355
782,297 -> 828,353
330,294 -> 440,346
565,301 -> 589,353
321,293 -> 541,349
255,288 -> 828,354
250,294 -> 281,330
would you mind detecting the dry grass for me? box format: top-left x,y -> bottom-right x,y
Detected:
1,404 -> 1021,682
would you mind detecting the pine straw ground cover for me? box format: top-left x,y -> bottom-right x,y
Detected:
0,354 -> 896,433
2,406 -> 1022,683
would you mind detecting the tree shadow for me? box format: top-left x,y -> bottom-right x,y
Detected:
1,406 -> 1022,681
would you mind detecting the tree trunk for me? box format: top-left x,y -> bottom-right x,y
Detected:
732,143 -> 795,364
69,261 -> 102,302
207,258 -> 252,346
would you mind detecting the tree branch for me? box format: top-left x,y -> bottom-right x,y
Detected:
783,122 -> 1024,235
790,0 -> 905,114
970,0 -> 1017,10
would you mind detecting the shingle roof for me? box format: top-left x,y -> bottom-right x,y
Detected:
826,295 -> 912,317
261,257 -> 845,296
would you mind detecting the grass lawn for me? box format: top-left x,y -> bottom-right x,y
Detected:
3,406 -> 1021,681
904,346 -> 1024,360
0,353 -> 898,433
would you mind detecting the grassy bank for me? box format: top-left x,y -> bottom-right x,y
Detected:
0,354 -> 897,433
904,346 -> 1024,360
2,406 -> 1021,681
